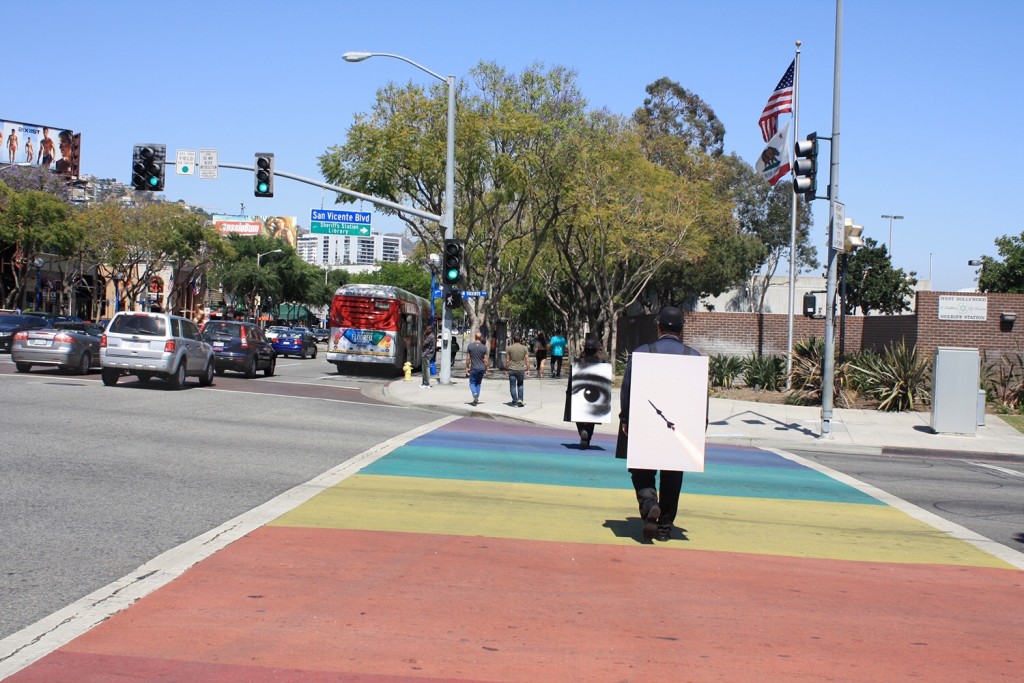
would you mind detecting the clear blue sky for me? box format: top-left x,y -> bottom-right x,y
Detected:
8,0 -> 1021,291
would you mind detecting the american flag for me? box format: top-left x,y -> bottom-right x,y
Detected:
759,60 -> 795,142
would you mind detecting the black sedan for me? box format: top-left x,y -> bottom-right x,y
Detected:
0,314 -> 49,353
200,320 -> 276,378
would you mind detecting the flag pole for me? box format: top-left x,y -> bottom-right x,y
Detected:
786,41 -> 802,390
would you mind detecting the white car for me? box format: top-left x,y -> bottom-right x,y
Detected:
100,312 -> 214,389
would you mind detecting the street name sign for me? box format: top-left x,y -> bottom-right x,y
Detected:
461,290 -> 488,298
198,149 -> 218,179
175,150 -> 196,175
310,209 -> 372,236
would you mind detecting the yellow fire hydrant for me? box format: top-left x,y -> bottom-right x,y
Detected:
403,361 -> 413,381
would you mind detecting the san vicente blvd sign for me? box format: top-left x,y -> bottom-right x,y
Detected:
310,209 -> 372,236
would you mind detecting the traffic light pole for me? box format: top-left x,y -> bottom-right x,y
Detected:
216,163 -> 444,224
821,0 -> 843,437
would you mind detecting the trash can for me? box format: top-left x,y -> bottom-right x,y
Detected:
930,347 -> 980,435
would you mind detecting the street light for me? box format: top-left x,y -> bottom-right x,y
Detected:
256,250 -> 282,325
343,50 -> 457,385
880,214 -> 903,258
257,249 -> 282,268
969,259 -> 984,291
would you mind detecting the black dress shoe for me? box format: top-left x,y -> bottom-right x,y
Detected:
655,526 -> 672,542
642,504 -> 661,540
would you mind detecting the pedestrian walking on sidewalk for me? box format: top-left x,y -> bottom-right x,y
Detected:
549,331 -> 566,378
563,336 -> 611,448
616,306 -> 702,542
466,331 -> 488,406
506,334 -> 530,406
420,324 -> 435,387
532,331 -> 547,378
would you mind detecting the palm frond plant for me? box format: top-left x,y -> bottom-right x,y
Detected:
848,340 -> 931,412
787,336 -> 855,407
982,350 -> 1024,412
709,353 -> 744,388
741,352 -> 786,392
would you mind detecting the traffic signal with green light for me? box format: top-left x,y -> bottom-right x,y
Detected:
132,144 -> 166,191
254,153 -> 274,197
442,239 -> 463,287
793,132 -> 818,200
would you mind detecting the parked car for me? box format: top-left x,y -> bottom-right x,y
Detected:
0,314 -> 49,353
100,311 -> 214,389
200,320 -> 276,378
11,322 -> 102,374
271,329 -> 319,359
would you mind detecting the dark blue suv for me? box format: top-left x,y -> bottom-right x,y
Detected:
200,320 -> 276,378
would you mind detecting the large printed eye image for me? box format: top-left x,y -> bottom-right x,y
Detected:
569,363 -> 612,422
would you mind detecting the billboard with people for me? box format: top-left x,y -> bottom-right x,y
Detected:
212,215 -> 297,247
0,118 -> 77,175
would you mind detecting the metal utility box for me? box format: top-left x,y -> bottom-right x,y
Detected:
930,347 -> 980,435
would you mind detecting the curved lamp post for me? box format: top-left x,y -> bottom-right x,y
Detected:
968,259 -> 984,292
343,50 -> 456,384
881,214 -> 903,258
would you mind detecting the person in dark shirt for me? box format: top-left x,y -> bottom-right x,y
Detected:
616,306 -> 702,542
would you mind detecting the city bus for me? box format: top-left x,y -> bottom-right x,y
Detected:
326,284 -> 431,375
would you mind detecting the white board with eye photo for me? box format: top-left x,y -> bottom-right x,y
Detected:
626,353 -> 708,472
567,361 -> 613,423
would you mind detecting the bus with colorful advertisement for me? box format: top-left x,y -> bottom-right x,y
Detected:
326,284 -> 430,374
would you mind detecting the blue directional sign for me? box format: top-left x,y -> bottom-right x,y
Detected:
461,290 -> 488,298
310,209 -> 372,236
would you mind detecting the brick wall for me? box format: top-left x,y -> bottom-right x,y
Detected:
619,291 -> 1024,362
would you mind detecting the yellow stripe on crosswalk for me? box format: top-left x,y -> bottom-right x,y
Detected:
269,475 -> 1014,569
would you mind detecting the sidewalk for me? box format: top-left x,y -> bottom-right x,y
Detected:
389,368 -> 1024,458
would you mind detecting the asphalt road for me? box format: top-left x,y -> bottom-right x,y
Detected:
0,351 -> 437,641
3,349 -> 1022,647
795,449 -> 1024,552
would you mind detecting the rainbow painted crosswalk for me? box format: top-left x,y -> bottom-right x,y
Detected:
10,418 -> 1023,682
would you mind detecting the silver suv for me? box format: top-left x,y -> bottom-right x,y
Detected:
100,311 -> 215,389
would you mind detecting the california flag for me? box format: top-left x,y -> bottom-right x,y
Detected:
755,120 -> 791,186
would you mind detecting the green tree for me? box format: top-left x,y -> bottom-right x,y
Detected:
0,184 -> 80,309
732,170 -> 817,313
212,235 -> 289,319
632,81 -> 810,313
977,231 -> 1024,293
547,113 -> 725,359
320,61 -> 589,336
348,261 -> 433,300
843,237 -> 918,314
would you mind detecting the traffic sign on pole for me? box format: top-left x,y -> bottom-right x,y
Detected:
198,149 -> 218,179
831,202 -> 845,252
175,150 -> 196,175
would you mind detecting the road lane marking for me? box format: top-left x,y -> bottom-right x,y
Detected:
969,461 -> 1024,478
